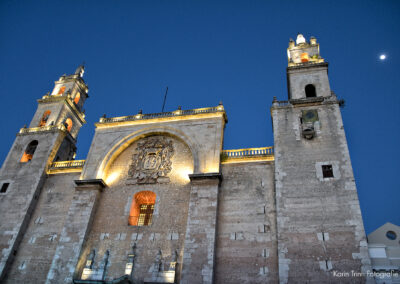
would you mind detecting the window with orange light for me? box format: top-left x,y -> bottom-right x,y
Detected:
74,92 -> 81,105
65,118 -> 73,132
58,86 -> 66,95
20,140 -> 38,163
129,191 -> 156,226
38,110 -> 51,127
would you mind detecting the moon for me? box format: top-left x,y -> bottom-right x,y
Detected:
379,54 -> 386,60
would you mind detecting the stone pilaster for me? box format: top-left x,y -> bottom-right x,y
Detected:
181,173 -> 221,284
46,179 -> 105,284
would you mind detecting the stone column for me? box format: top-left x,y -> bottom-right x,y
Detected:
181,173 -> 221,284
46,179 -> 105,284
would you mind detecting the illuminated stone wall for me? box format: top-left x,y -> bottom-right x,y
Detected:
3,173 -> 79,284
82,114 -> 225,180
77,135 -> 193,282
0,129 -> 66,281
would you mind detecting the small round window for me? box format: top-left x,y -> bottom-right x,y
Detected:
386,231 -> 397,240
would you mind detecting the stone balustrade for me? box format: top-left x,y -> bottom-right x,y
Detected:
48,160 -> 85,174
19,124 -> 67,134
98,105 -> 225,124
221,147 -> 274,163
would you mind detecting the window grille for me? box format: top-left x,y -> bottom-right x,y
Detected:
322,165 -> 334,178
137,204 -> 154,226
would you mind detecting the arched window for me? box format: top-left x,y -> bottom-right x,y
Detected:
65,118 -> 73,132
305,84 -> 316,98
38,110 -> 51,127
129,191 -> 156,226
58,86 -> 66,95
20,140 -> 38,163
74,92 -> 81,105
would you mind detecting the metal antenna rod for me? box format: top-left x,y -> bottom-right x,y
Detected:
161,86 -> 168,112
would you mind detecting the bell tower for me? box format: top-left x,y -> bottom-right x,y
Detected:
271,35 -> 373,283
29,65 -> 88,161
0,66 -> 88,280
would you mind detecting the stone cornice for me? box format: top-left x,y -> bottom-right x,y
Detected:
74,179 -> 106,191
271,96 -> 340,109
189,172 -> 222,182
287,62 -> 329,71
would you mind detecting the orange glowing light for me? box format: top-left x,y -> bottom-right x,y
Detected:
301,52 -> 309,62
74,92 -> 80,104
129,191 -> 156,226
58,86 -> 66,95
38,110 -> 51,127
20,140 -> 38,163
65,118 -> 73,132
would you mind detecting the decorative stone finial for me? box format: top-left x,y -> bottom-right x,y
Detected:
75,64 -> 85,77
296,34 -> 306,45
289,38 -> 295,48
139,109 -> 143,114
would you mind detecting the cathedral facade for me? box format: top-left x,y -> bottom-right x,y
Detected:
0,35 -> 372,283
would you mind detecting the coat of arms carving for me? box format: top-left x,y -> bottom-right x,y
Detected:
126,136 -> 174,184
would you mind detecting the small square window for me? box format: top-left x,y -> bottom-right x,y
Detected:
322,165 -> 334,178
1,183 -> 9,193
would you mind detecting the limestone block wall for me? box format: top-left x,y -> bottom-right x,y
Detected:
0,130 -> 65,280
215,161 -> 278,284
46,183 -> 102,283
3,172 -> 79,283
272,101 -> 372,283
181,174 -> 220,284
73,135 -> 194,282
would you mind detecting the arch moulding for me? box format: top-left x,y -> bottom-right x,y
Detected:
95,126 -> 199,180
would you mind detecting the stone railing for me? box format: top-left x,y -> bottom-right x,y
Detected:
221,147 -> 274,162
99,105 -> 225,124
48,160 -> 85,173
275,100 -> 290,107
272,97 -> 290,107
19,124 -> 67,134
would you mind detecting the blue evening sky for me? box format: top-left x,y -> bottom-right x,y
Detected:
0,0 -> 399,234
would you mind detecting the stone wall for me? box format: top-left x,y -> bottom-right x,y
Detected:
0,130 -> 65,281
215,161 -> 278,283
74,135 -> 194,282
4,172 -> 79,283
272,99 -> 372,283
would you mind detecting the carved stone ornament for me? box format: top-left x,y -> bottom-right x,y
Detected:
126,136 -> 174,184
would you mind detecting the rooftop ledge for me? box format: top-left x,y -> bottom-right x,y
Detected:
95,105 -> 227,128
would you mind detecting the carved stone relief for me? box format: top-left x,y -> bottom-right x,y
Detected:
126,136 -> 174,184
